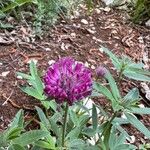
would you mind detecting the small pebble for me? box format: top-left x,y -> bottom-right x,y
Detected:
139,104 -> 145,108
87,29 -> 96,34
121,113 -> 127,119
129,136 -> 135,143
48,60 -> 55,65
16,75 -> 23,79
45,48 -> 51,51
84,62 -> 89,67
70,33 -> 76,38
95,8 -> 101,14
103,7 -> 111,12
81,19 -> 88,25
1,71 -> 10,77
91,65 -> 96,69
145,19 -> 150,28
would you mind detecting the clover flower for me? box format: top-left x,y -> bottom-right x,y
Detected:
44,57 -> 92,105
96,66 -> 108,77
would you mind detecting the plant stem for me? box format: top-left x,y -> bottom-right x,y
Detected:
96,112 -> 117,150
102,112 -> 117,137
104,112 -> 117,150
118,69 -> 123,86
62,103 -> 69,148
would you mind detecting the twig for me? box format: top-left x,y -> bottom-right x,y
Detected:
2,91 -> 14,106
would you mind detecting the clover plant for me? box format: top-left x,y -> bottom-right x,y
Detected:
13,55 -> 150,150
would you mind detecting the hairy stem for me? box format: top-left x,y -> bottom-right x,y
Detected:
62,103 -> 69,148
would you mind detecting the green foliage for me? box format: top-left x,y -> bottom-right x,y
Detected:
108,131 -> 136,150
93,48 -> 150,148
17,61 -> 47,101
100,46 -> 150,82
0,0 -> 36,12
5,49 -> 150,149
34,105 -> 99,149
0,109 -> 48,149
132,0 -> 150,23
0,0 -> 82,32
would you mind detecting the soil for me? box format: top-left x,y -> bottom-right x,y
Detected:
0,6 -> 150,147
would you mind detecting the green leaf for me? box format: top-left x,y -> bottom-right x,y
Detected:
123,88 -> 140,107
78,114 -> 89,127
128,62 -> 144,69
69,110 -> 79,126
10,109 -> 24,128
66,127 -> 81,140
100,46 -> 121,71
82,128 -> 96,137
38,126 -> 56,149
112,124 -> 131,140
35,106 -> 50,130
34,140 -> 56,149
124,71 -> 150,82
2,0 -> 33,12
30,61 -> 38,78
83,146 -> 99,150
114,144 -> 136,150
0,131 -> 7,147
20,86 -> 44,100
105,71 -> 121,100
124,88 -> 139,101
128,65 -> 150,76
117,133 -> 127,145
12,130 -> 49,146
113,118 -> 129,125
103,121 -> 112,150
16,72 -> 32,80
92,104 -> 98,130
68,139 -> 85,149
125,112 -> 150,138
96,105 -> 109,118
0,22 -> 14,29
34,75 -> 44,95
109,131 -> 117,149
49,119 -> 60,137
8,144 -> 26,150
50,112 -> 62,123
7,127 -> 23,140
29,61 -> 44,95
131,107 -> 150,115
93,82 -> 115,102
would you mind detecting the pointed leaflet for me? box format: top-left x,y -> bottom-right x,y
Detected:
105,71 -> 121,100
131,107 -> 150,115
35,106 -> 50,130
69,110 -> 79,126
16,72 -> 32,80
34,140 -> 56,150
124,88 -> 139,102
8,144 -> 26,150
93,82 -> 115,102
125,112 -> 150,138
12,130 -> 49,146
100,46 -> 121,71
20,86 -> 44,100
29,61 -> 44,95
124,71 -> 150,82
10,109 -> 24,128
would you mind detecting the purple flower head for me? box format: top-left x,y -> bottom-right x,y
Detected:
44,57 -> 92,105
96,66 -> 108,77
